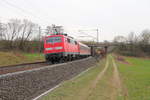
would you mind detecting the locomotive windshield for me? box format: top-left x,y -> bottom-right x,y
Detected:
46,37 -> 62,43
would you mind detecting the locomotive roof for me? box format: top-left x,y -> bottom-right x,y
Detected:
46,34 -> 76,40
46,34 -> 89,48
79,42 -> 90,48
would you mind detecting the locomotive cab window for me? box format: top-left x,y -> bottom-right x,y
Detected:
75,41 -> 77,45
67,38 -> 70,43
46,37 -> 62,43
70,39 -> 74,44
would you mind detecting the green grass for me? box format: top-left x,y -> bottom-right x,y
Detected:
86,57 -> 114,100
23,53 -> 44,61
117,56 -> 150,100
0,51 -> 45,66
40,56 -> 120,100
40,59 -> 107,100
40,55 -> 150,100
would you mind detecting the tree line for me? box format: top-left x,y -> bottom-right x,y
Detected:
1,18 -> 149,56
114,29 -> 150,57
0,19 -> 52,52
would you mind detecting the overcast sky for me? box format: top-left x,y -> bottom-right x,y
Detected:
0,0 -> 150,41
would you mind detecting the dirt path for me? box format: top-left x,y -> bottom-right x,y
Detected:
78,56 -> 124,100
81,55 -> 127,100
91,57 -> 109,88
79,57 -> 109,100
112,56 -> 122,89
111,56 -> 128,100
110,56 -> 122,100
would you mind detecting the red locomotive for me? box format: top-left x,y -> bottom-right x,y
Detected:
44,34 -> 91,63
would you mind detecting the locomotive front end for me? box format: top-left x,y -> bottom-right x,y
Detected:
44,35 -> 65,62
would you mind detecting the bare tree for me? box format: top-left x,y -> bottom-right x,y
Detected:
2,19 -> 22,48
0,22 -> 3,40
18,19 -> 36,50
0,18 -> 41,51
114,29 -> 150,57
45,26 -> 52,35
140,29 -> 150,44
113,35 -> 126,43
127,32 -> 138,44
0,22 -> 8,40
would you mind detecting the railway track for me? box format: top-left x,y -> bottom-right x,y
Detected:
0,57 -> 97,100
0,58 -> 87,75
0,61 -> 49,75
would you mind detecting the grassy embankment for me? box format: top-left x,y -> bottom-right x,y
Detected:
0,51 -> 44,66
117,56 -> 150,100
40,55 -> 150,100
40,55 -> 123,100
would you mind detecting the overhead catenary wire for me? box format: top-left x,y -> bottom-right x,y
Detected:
78,30 -> 97,41
21,0 -> 58,22
78,28 -> 100,43
0,0 -> 53,25
0,0 -> 100,40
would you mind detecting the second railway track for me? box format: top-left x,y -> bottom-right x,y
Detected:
0,61 -> 49,75
0,58 -> 88,75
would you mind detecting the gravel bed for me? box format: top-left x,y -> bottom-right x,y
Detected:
0,57 -> 97,100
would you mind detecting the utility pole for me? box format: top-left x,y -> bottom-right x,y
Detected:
78,28 -> 100,44
96,28 -> 99,44
38,26 -> 41,52
39,26 -> 41,41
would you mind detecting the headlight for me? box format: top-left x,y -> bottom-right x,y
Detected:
55,47 -> 63,50
46,48 -> 53,50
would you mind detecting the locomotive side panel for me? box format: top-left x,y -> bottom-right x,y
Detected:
64,37 -> 79,56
